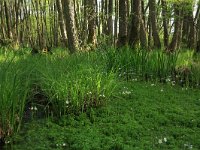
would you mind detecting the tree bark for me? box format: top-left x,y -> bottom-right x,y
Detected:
4,1 -> 13,39
161,0 -> 169,48
129,0 -> 140,48
56,0 -> 68,47
108,0 -> 113,44
196,1 -> 200,52
149,0 -> 161,49
87,0 -> 97,46
168,4 -> 183,52
62,0 -> 79,53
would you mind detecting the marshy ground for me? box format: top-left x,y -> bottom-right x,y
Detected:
1,48 -> 200,149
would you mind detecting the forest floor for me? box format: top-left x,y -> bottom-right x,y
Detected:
1,48 -> 200,150
8,81 -> 200,150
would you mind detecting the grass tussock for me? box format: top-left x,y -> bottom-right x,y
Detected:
0,47 -> 200,149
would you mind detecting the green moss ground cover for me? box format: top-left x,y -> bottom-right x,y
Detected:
0,48 -> 200,149
8,81 -> 200,150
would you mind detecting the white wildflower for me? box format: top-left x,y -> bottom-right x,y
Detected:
171,81 -> 176,86
166,78 -> 171,82
66,100 -> 69,105
160,89 -> 164,92
122,91 -> 131,95
87,91 -> 92,95
34,106 -> 37,111
30,106 -> 37,111
5,140 -> 10,144
63,143 -> 66,146
100,94 -> 106,98
163,137 -> 167,142
151,84 -> 155,86
158,139 -> 162,144
132,78 -> 138,81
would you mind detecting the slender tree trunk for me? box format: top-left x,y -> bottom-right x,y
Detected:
87,0 -> 97,46
118,0 -> 128,47
140,0 -> 147,49
196,1 -> 200,52
149,0 -> 161,49
62,0 -> 79,53
168,4 -> 183,52
114,0 -> 118,46
4,1 -> 13,39
0,2 -> 6,39
161,0 -> 169,48
56,0 -> 68,47
129,0 -> 140,48
108,0 -> 113,44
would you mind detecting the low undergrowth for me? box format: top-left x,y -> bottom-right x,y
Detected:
0,47 -> 200,149
9,81 -> 200,150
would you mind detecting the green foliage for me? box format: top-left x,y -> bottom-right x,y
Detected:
34,53 -> 118,116
105,47 -> 178,82
1,46 -> 200,149
0,54 -> 32,139
105,47 -> 200,88
10,81 -> 200,150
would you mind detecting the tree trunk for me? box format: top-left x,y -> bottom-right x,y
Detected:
114,0 -> 118,46
87,0 -> 97,46
161,0 -> 169,48
62,0 -> 79,53
4,1 -> 13,39
117,0 -> 128,47
168,4 -> 182,52
108,0 -> 113,44
56,0 -> 68,47
129,0 -> 140,48
140,0 -> 147,49
149,0 -> 161,49
196,1 -> 200,53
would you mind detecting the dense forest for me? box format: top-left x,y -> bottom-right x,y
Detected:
1,0 -> 200,149
0,0 -> 199,52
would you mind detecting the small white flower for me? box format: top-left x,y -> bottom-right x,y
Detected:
189,145 -> 193,149
63,143 -> 66,146
163,137 -> 167,142
127,91 -> 131,94
151,84 -> 155,86
66,100 -> 69,105
122,91 -> 131,95
132,78 -> 138,81
100,94 -> 106,98
5,140 -> 10,144
87,91 -> 92,95
171,81 -> 176,86
166,78 -> 171,82
160,89 -> 164,92
30,106 -> 37,111
158,139 -> 162,144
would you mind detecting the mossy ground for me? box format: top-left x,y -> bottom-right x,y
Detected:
6,81 -> 200,150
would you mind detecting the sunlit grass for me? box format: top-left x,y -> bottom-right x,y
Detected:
0,47 -> 200,149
